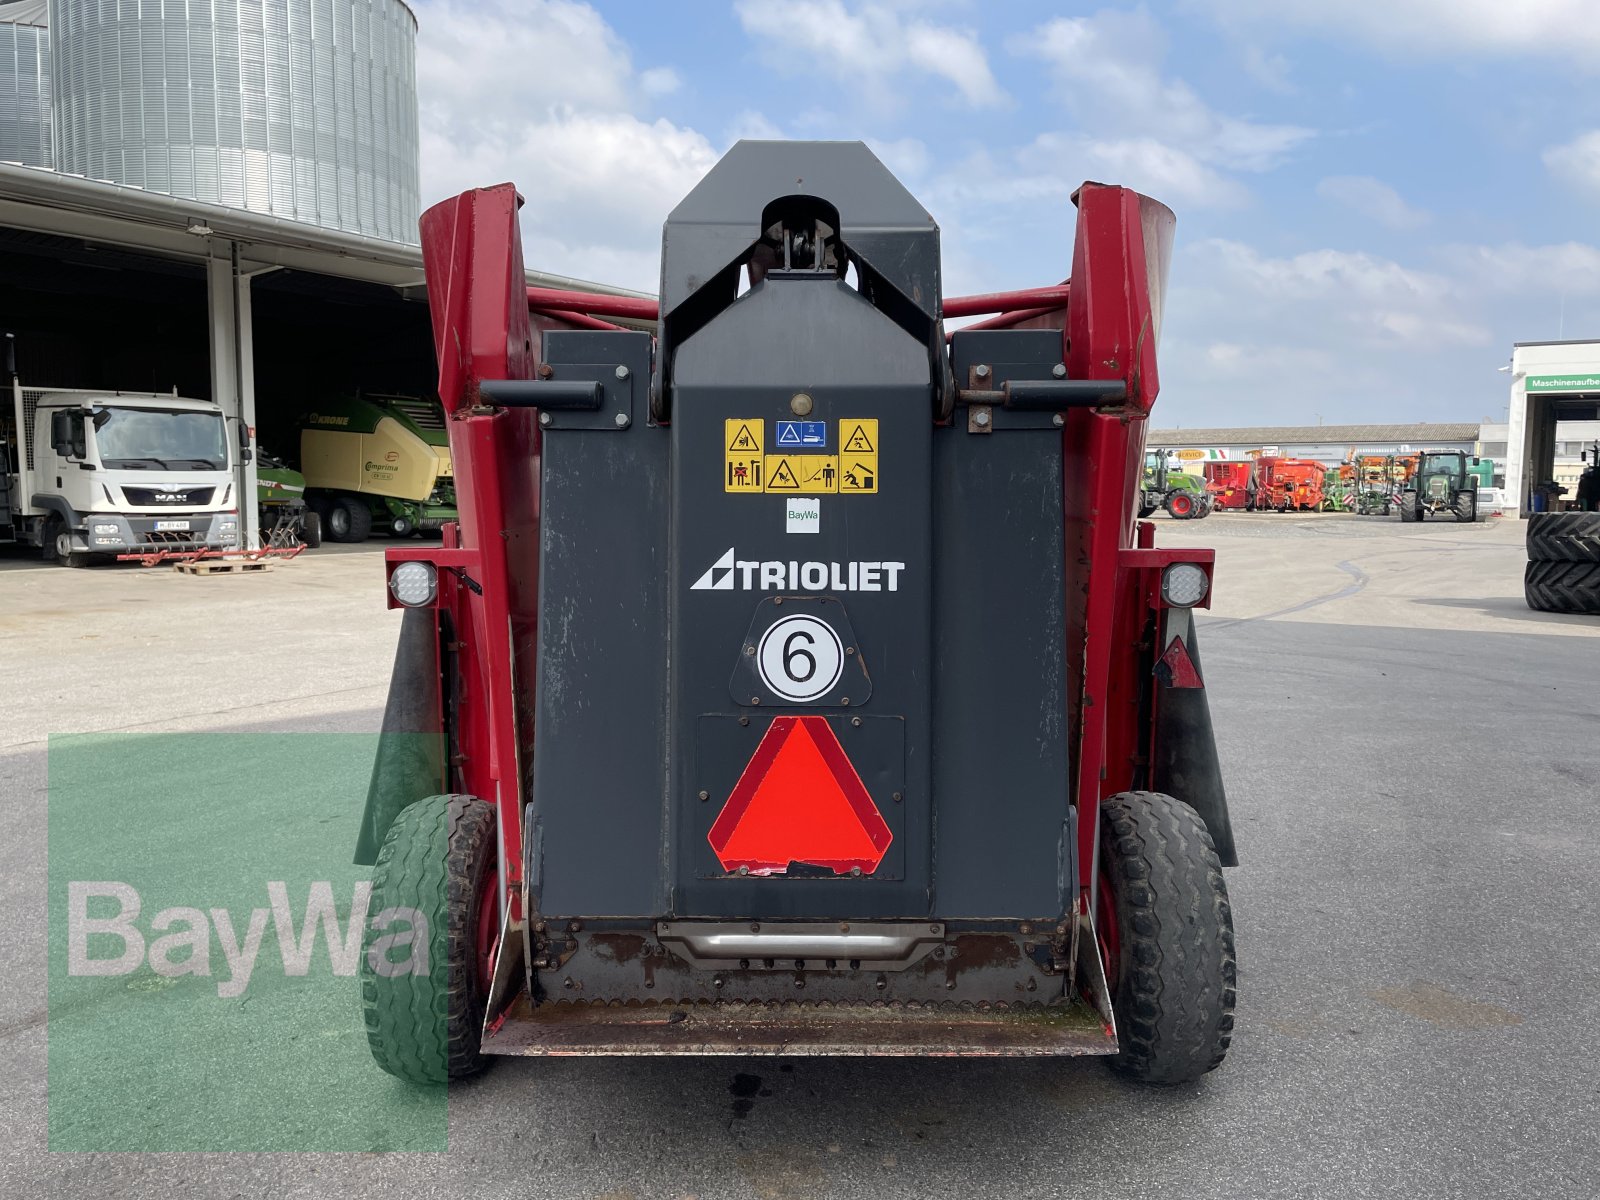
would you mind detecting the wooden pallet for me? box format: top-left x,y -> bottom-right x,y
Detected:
173,558 -> 274,576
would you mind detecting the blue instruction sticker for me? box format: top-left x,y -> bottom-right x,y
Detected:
775,421 -> 827,449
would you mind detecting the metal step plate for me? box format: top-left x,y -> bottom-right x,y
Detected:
481,995 -> 1115,1057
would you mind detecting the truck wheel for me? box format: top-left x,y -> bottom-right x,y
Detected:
53,525 -> 90,568
1527,512 -> 1600,562
1164,491 -> 1195,520
1097,791 -> 1235,1084
1525,559 -> 1600,615
327,497 -> 372,543
361,794 -> 499,1084
299,511 -> 323,548
1454,492 -> 1477,523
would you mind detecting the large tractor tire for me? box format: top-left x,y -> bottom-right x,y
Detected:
326,496 -> 373,543
361,794 -> 499,1085
1096,791 -> 1236,1084
1527,511 -> 1600,562
1164,490 -> 1196,520
1525,560 -> 1600,615
1454,491 -> 1477,523
1399,493 -> 1421,522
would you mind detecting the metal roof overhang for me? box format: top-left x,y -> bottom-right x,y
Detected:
0,161 -> 651,301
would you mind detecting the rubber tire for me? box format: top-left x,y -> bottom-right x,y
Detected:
1138,503 -> 1158,519
1399,494 -> 1421,523
54,525 -> 90,568
1527,511 -> 1600,562
1454,492 -> 1477,523
1164,491 -> 1195,520
327,497 -> 373,544
391,514 -> 415,538
361,794 -> 497,1085
1525,559 -> 1600,615
299,510 -> 323,549
1098,791 -> 1236,1084
40,515 -> 61,562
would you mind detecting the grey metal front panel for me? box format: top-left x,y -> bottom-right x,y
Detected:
49,0 -> 419,242
669,276 -> 933,920
529,333 -> 668,919
0,15 -> 51,168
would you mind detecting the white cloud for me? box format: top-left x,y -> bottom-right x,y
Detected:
1011,10 -> 1313,173
1544,132 -> 1600,198
1317,176 -> 1430,230
1197,0 -> 1600,60
1021,134 -> 1250,209
1439,241 -> 1600,296
734,0 -> 1007,110
413,0 -> 716,288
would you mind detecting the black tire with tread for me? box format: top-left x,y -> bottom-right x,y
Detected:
1527,511 -> 1600,562
361,794 -> 496,1084
1525,559 -> 1600,615
1454,492 -> 1476,523
1098,790 -> 1236,1084
1399,493 -> 1421,522
1163,491 -> 1195,520
299,510 -> 323,548
327,496 -> 373,543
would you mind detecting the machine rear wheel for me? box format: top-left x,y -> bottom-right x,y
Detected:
361,794 -> 498,1084
1097,790 -> 1235,1084
390,514 -> 415,537
299,510 -> 323,548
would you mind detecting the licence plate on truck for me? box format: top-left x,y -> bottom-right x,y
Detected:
155,520 -> 190,531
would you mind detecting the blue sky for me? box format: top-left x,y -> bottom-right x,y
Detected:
411,0 -> 1600,428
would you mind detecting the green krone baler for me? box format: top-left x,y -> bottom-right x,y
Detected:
299,394 -> 457,543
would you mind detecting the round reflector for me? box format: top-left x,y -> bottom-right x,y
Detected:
1161,562 -> 1208,608
389,561 -> 438,607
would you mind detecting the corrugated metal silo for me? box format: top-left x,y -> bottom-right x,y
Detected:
49,0 -> 420,242
0,0 -> 52,168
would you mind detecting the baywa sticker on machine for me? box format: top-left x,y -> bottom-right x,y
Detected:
724,418 -> 878,494
47,733 -> 447,1151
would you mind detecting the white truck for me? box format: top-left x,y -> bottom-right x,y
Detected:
2,338 -> 244,566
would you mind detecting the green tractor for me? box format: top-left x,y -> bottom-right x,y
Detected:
299,393 -> 457,543
256,450 -> 322,548
1139,448 -> 1212,520
1399,450 -> 1480,523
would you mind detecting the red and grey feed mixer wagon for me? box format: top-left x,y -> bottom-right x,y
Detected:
356,141 -> 1238,1085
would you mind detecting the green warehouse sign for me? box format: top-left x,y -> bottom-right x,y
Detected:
1526,374 -> 1600,393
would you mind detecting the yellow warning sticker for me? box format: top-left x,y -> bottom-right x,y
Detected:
725,456 -> 764,492
726,420 -> 763,453
839,455 -> 878,493
765,455 -> 839,493
840,419 -> 877,454
723,418 -> 878,495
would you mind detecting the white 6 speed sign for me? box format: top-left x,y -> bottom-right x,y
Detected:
756,614 -> 844,703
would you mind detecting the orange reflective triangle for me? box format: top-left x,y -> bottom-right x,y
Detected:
708,716 -> 892,876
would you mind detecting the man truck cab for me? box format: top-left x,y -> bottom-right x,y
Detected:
2,341 -> 244,565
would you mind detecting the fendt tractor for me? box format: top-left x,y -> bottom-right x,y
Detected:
355,143 -> 1238,1085
1400,449 -> 1480,523
256,451 -> 322,548
299,393 -> 457,542
1139,449 -> 1212,519
0,335 -> 245,565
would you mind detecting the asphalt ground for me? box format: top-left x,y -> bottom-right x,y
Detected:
2,512 -> 1597,1198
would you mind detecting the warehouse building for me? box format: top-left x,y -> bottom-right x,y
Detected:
0,0 -> 637,549
1502,340 -> 1600,516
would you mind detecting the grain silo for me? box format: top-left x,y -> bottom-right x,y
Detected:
49,0 -> 420,242
0,0 -> 51,168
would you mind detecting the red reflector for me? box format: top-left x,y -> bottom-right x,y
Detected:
708,716 -> 892,876
1157,636 -> 1204,689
